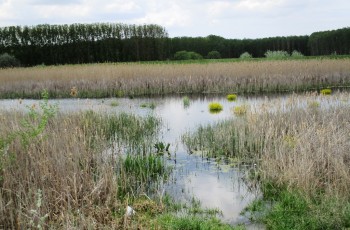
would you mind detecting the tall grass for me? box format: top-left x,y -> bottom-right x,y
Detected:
0,105 -> 164,228
0,59 -> 350,98
184,92 -> 350,228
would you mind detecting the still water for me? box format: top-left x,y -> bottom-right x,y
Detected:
1,93 -> 347,227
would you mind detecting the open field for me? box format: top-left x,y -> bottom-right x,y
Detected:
183,92 -> 350,229
0,58 -> 350,99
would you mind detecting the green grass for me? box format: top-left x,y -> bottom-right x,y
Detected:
155,214 -> 242,230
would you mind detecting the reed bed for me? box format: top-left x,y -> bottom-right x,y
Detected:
183,92 -> 350,228
0,104 -> 166,228
0,59 -> 350,98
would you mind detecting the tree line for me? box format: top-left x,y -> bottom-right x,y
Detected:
0,23 -> 349,66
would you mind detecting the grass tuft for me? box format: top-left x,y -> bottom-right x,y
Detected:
227,94 -> 237,101
209,102 -> 223,112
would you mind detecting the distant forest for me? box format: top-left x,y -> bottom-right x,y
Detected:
0,23 -> 349,66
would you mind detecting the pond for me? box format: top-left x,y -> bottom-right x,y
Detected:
1,93 -> 347,228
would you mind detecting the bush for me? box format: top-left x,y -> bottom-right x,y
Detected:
207,50 -> 221,59
291,50 -> 304,58
264,50 -> 290,59
0,53 -> 20,68
240,52 -> 252,59
174,51 -> 202,60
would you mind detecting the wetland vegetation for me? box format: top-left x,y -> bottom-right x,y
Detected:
1,48 -> 350,229
0,58 -> 350,99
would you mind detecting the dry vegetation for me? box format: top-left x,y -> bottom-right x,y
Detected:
184,92 -> 350,228
0,59 -> 350,98
0,100 -> 167,229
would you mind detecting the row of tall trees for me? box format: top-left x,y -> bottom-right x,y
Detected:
308,27 -> 350,56
0,23 -> 349,66
0,23 -> 168,65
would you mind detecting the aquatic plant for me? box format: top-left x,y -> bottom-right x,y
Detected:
140,102 -> 156,109
154,142 -> 170,154
209,102 -> 223,112
320,88 -> 332,95
183,96 -> 190,107
110,101 -> 119,107
227,94 -> 237,101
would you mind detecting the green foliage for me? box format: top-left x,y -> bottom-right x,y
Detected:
207,50 -> 221,59
0,53 -> 20,68
0,90 -> 57,182
291,50 -> 304,58
183,96 -> 190,108
209,102 -> 223,112
117,153 -> 169,199
320,88 -> 332,95
156,214 -> 239,230
227,94 -> 237,101
140,102 -> 156,109
154,142 -> 170,154
174,50 -> 203,60
265,50 -> 290,59
239,52 -> 252,59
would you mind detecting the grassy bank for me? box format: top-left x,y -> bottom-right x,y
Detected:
0,58 -> 350,99
183,92 -> 350,229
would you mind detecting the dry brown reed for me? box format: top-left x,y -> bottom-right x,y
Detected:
185,92 -> 350,200
1,59 -> 350,98
0,112 -> 121,229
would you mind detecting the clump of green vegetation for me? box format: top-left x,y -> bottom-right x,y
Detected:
227,94 -> 237,101
233,105 -> 247,115
209,102 -> 223,113
174,50 -> 203,60
0,53 -> 20,68
207,50 -> 221,59
110,101 -> 119,107
291,50 -> 304,58
183,96 -> 190,108
239,52 -> 252,59
320,88 -> 332,95
115,90 -> 124,98
117,153 -> 169,199
265,50 -> 290,59
140,102 -> 156,109
154,142 -> 170,154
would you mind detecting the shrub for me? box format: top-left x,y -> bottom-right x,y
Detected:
240,52 -> 252,59
188,51 -> 203,60
207,50 -> 221,59
0,53 -> 20,68
291,50 -> 304,58
264,50 -> 290,59
174,50 -> 191,60
174,51 -> 203,60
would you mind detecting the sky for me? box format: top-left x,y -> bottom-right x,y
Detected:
0,0 -> 349,39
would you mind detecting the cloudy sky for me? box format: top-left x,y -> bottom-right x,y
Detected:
0,0 -> 349,39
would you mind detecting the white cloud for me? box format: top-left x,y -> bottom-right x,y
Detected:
0,0 -> 349,38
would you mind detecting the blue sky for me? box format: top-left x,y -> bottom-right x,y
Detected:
0,0 -> 349,39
